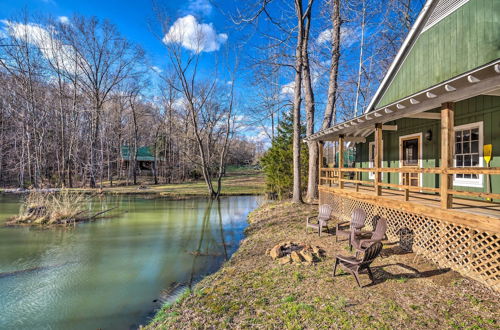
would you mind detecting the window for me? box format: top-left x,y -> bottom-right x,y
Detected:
453,122 -> 483,188
402,138 -> 419,166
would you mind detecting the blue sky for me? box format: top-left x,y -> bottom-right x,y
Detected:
0,0 -> 424,144
0,0 -> 233,72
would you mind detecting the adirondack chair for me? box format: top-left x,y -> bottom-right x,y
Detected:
335,208 -> 367,248
306,204 -> 333,236
333,241 -> 383,288
352,217 -> 387,257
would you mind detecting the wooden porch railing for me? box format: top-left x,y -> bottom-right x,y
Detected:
319,167 -> 500,205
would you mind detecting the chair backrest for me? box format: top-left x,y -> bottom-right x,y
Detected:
351,208 -> 366,229
361,241 -> 383,266
371,217 -> 387,241
318,204 -> 333,221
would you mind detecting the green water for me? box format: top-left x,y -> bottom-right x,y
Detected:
0,194 -> 260,329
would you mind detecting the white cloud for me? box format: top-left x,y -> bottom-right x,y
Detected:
2,20 -> 83,74
280,81 -> 295,98
316,26 -> 357,48
163,15 -> 227,53
188,0 -> 213,16
58,16 -> 69,24
151,65 -> 163,73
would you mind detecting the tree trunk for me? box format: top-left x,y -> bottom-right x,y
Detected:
301,3 -> 318,202
292,0 -> 305,204
322,0 -> 341,130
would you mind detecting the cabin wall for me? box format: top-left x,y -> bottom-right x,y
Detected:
355,95 -> 500,197
377,0 -> 500,108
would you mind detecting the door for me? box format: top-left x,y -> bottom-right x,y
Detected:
400,135 -> 421,187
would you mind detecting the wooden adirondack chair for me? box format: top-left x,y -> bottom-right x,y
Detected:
306,204 -> 333,236
352,217 -> 387,257
335,208 -> 367,248
333,241 -> 383,288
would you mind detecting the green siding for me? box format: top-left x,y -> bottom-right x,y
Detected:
376,0 -> 500,108
356,95 -> 500,199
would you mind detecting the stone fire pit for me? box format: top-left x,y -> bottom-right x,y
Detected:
267,241 -> 325,265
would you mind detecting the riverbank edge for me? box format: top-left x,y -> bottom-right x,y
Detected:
143,200 -> 316,330
144,200 -> 500,329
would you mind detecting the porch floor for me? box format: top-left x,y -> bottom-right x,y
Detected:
321,183 -> 500,220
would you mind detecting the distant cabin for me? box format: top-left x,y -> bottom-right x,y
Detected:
120,146 -> 163,174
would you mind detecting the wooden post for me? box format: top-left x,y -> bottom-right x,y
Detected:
318,141 -> 323,186
338,135 -> 344,189
374,123 -> 383,196
404,173 -> 409,201
441,102 -> 454,209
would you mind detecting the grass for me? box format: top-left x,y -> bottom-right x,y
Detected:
145,201 -> 500,329
73,167 -> 264,197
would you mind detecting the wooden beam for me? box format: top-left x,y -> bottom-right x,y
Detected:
318,142 -> 324,186
374,123 -> 383,196
441,102 -> 454,209
382,125 -> 397,131
338,135 -> 344,189
343,136 -> 366,143
407,112 -> 441,120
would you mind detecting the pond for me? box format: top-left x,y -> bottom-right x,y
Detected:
0,194 -> 260,329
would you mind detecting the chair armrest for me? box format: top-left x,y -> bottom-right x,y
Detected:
336,254 -> 360,264
359,238 -> 381,248
336,221 -> 349,229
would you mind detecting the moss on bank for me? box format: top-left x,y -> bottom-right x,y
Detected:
146,201 -> 499,329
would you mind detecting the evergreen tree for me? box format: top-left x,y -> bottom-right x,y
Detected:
260,111 -> 308,199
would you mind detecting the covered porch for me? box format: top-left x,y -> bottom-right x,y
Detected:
309,61 -> 500,291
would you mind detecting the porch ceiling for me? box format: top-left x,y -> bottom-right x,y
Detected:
307,60 -> 500,142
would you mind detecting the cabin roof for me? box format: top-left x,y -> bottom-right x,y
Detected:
120,146 -> 156,161
307,0 -> 500,142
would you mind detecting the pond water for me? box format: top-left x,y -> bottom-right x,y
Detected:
0,194 -> 260,329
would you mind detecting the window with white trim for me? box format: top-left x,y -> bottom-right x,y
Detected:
453,121 -> 483,188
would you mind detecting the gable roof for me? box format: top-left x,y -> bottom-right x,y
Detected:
121,146 -> 156,161
366,0 -> 499,112
364,0 -> 435,113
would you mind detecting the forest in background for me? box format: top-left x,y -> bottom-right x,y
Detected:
0,0 -> 424,199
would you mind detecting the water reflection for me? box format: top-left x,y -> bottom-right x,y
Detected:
0,195 -> 260,329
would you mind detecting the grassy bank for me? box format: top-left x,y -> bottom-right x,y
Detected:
1,168 -> 265,197
146,201 -> 499,329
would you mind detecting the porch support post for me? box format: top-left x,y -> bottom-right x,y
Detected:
338,135 -> 344,189
318,141 -> 324,186
374,123 -> 383,196
440,102 -> 454,209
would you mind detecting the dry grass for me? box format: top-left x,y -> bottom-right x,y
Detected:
6,190 -> 88,225
147,201 -> 500,329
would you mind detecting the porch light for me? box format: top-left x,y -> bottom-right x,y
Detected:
351,121 -> 357,126
385,108 -> 393,113
374,112 -> 382,117
365,114 -> 372,120
357,118 -> 364,123
410,98 -> 419,104
425,129 -> 432,141
396,104 -> 405,109
426,92 -> 437,98
495,64 -> 500,74
467,75 -> 480,83
445,84 -> 456,92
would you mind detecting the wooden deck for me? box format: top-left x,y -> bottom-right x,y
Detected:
319,183 -> 500,233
